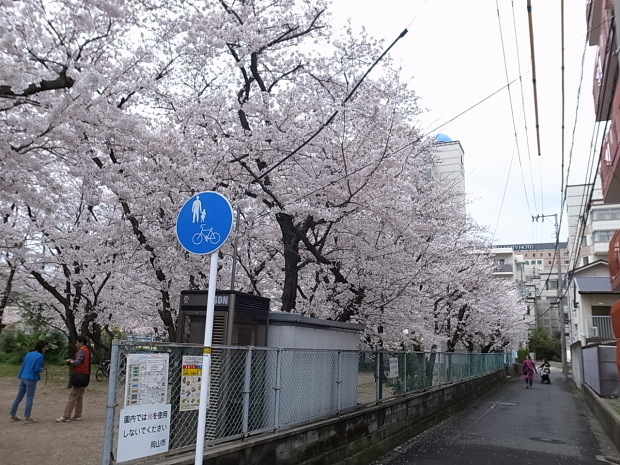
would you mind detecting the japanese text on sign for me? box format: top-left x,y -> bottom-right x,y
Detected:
117,403 -> 171,463
124,353 -> 169,407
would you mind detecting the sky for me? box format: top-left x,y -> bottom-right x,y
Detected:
331,0 -> 597,246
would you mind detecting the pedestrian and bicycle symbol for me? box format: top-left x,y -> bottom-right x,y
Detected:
193,225 -> 220,245
176,191 -> 234,255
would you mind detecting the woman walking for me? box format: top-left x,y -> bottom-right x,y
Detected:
522,354 -> 538,389
9,340 -> 49,422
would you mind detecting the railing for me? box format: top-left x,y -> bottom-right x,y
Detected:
585,316 -> 615,340
101,342 -> 507,464
493,264 -> 514,273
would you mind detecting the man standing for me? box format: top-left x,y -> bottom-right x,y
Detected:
56,335 -> 91,422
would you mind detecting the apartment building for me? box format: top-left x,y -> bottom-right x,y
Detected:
565,181 -> 620,345
565,0 -> 620,347
494,243 -> 568,336
432,134 -> 466,212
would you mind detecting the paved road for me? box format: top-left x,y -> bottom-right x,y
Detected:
373,367 -> 619,465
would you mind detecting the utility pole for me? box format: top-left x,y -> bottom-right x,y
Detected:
533,214 -> 567,378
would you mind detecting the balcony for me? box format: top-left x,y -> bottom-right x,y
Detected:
586,0 -> 604,46
585,316 -> 615,341
591,3 -> 618,122
493,264 -> 514,273
601,110 -> 620,202
610,230 -> 620,291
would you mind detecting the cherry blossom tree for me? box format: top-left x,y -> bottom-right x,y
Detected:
1,0 -> 526,352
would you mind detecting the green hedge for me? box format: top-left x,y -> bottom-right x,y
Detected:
0,327 -> 68,365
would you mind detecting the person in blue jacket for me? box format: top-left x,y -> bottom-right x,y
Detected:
9,340 -> 49,422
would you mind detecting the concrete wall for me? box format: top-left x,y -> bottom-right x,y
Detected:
157,370 -> 507,465
582,382 -> 620,452
583,345 -> 620,396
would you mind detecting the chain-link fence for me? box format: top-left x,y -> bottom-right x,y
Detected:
102,341 -> 506,464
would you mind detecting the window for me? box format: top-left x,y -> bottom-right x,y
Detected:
548,252 -> 552,257
538,260 -> 542,264
592,208 -> 620,221
593,230 -> 615,242
546,281 -> 558,290
583,257 -> 590,265
593,209 -> 611,220
548,260 -> 552,265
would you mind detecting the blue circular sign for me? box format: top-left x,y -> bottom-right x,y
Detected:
175,191 -> 234,255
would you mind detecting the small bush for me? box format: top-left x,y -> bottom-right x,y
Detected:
527,328 -> 561,361
0,326 -> 68,365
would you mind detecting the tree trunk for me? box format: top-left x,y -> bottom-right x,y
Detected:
277,213 -> 300,312
0,263 -> 16,334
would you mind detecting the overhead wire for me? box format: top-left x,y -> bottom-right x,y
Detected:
561,5 -> 596,271
564,11 -> 613,274
510,0 -> 540,216
563,45 -> 595,271
491,0 -> 535,243
529,5 -> 611,302
257,2 -> 434,181
560,0 -> 566,196
528,3 -> 571,305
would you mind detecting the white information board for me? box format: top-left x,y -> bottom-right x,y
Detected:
124,353 -> 169,407
389,357 -> 399,378
116,403 -> 171,463
180,355 -> 204,411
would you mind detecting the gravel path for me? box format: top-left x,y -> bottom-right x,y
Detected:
1,376 -> 108,465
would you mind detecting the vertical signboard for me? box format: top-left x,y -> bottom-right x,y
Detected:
180,355 -> 204,411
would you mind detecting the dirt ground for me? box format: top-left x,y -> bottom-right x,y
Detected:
0,374 -> 108,465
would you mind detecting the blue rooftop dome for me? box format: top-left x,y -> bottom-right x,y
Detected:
434,133 -> 452,143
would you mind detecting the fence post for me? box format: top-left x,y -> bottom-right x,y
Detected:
403,352 -> 407,393
337,350 -> 342,413
101,340 -> 120,465
375,351 -> 382,402
242,347 -> 253,437
274,348 -> 282,431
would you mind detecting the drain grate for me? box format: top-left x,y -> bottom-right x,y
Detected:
597,455 -> 620,464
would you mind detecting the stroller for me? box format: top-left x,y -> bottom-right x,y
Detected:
540,365 -> 551,384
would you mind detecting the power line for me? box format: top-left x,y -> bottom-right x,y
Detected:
566,14 -> 615,272
560,0 -> 566,196
494,0 -> 535,219
258,28 -> 409,181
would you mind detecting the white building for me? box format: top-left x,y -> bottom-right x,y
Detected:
494,243 -> 567,336
565,182 -> 620,345
490,247 -> 523,282
566,183 -> 620,267
432,134 -> 465,212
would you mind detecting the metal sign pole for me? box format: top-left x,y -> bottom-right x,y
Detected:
175,191 -> 233,465
194,252 -> 218,465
